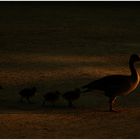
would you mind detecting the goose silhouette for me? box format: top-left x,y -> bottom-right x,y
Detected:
82,54 -> 140,112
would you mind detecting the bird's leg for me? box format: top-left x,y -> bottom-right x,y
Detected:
42,100 -> 46,106
109,97 -> 116,112
68,100 -> 73,108
26,97 -> 31,104
20,97 -> 24,103
52,102 -> 55,107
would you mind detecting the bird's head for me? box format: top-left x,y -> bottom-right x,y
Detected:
130,54 -> 140,63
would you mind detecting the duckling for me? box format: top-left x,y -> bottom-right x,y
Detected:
62,88 -> 81,108
82,54 -> 140,112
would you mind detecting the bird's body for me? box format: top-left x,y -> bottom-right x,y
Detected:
19,87 -> 37,103
83,74 -> 139,97
82,54 -> 140,112
42,91 -> 60,106
62,88 -> 81,107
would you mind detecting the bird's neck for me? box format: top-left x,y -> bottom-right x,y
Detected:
129,61 -> 139,81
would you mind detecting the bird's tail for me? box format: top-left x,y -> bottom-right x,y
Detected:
81,84 -> 91,93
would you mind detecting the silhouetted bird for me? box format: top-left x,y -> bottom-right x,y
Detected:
0,86 -> 3,89
62,88 -> 81,107
82,54 -> 140,112
42,91 -> 61,106
19,87 -> 37,103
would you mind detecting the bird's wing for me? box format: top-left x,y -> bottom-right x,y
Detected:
83,75 -> 130,91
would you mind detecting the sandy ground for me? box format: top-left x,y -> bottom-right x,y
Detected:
0,107 -> 140,139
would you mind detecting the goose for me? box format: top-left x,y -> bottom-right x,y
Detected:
62,88 -> 81,108
42,91 -> 61,106
19,87 -> 37,103
82,54 -> 140,112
